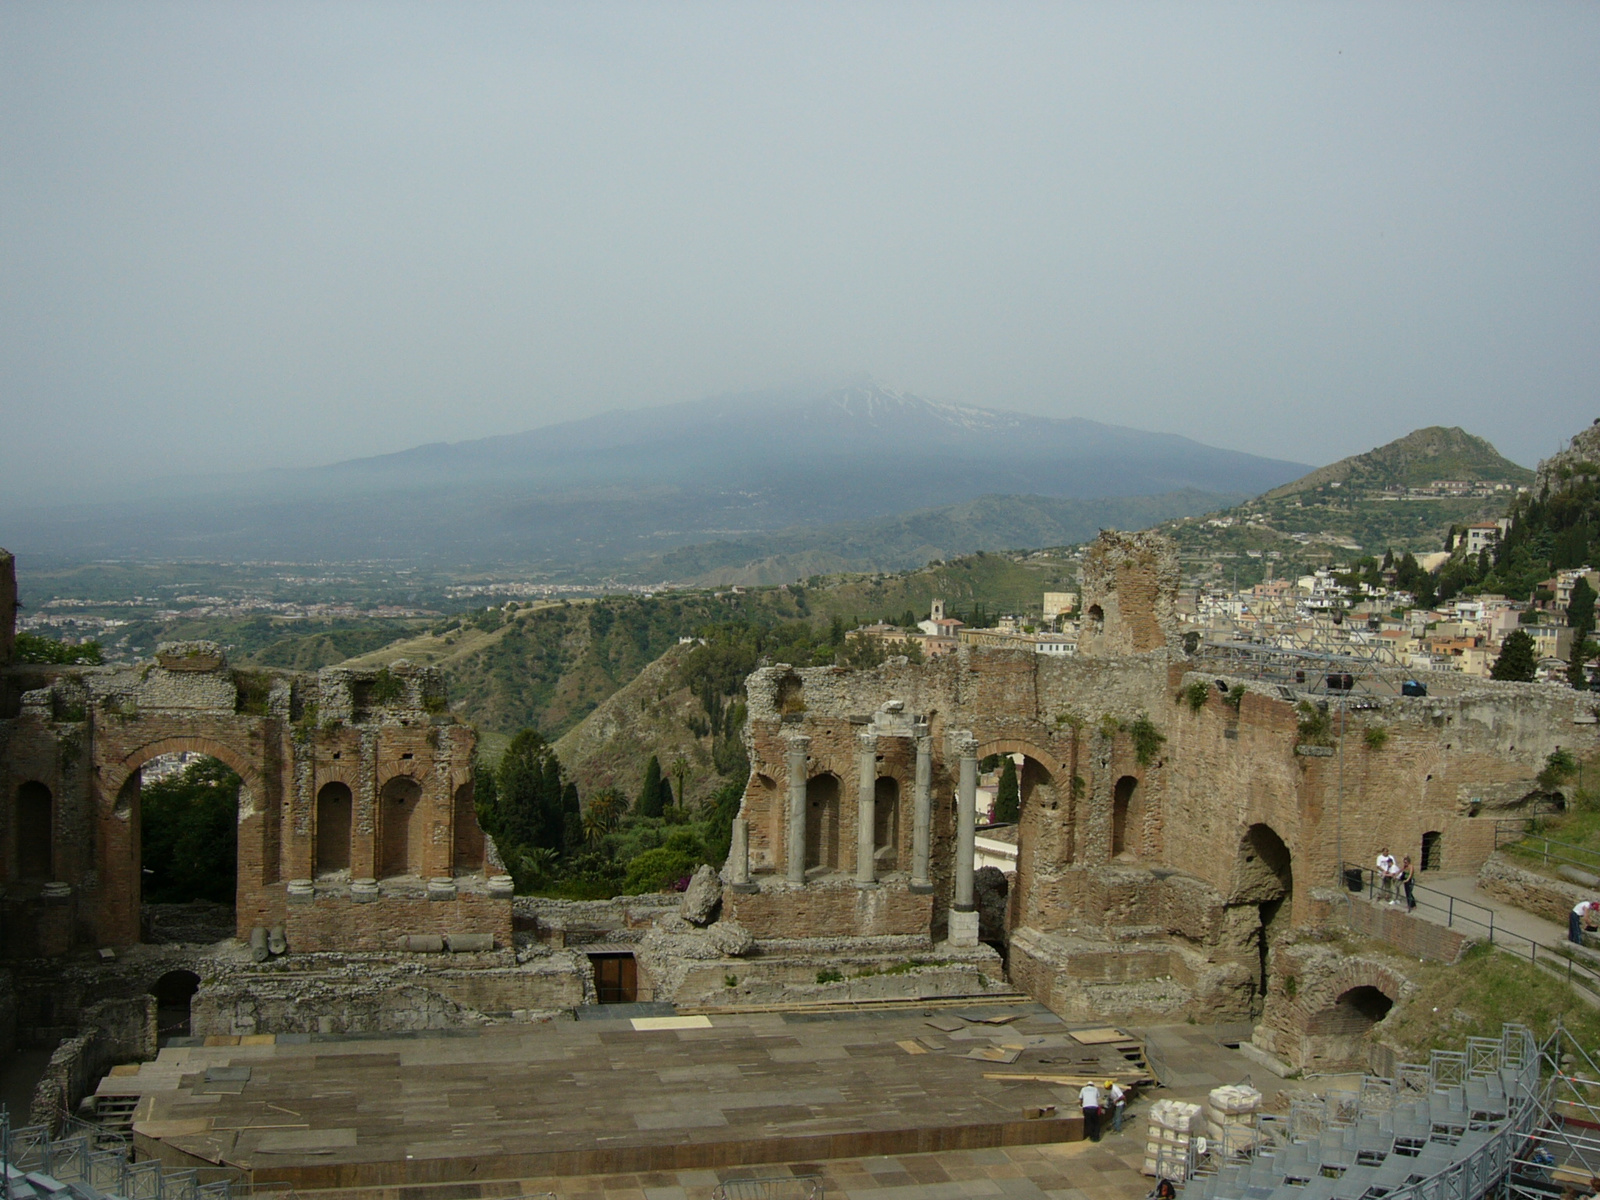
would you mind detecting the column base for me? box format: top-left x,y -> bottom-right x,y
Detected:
729,882 -> 759,894
948,909 -> 980,946
908,882 -> 934,894
853,878 -> 878,889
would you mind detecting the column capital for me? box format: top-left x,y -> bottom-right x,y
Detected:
947,730 -> 979,760
783,732 -> 812,754
856,730 -> 879,752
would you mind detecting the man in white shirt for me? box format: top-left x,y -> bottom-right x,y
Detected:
1080,1080 -> 1102,1142
1107,1080 -> 1127,1133
1376,850 -> 1397,902
1571,899 -> 1599,945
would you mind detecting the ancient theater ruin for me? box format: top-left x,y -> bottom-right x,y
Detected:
2,529 -> 1597,1142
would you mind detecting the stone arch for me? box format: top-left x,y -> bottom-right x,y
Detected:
16,780 -> 53,881
805,772 -> 841,873
1232,823 -> 1294,1012
1111,775 -> 1140,859
1296,964 -> 1404,1070
452,780 -> 484,872
315,782 -> 353,877
100,734 -> 269,947
874,776 -> 900,870
151,969 -> 201,1041
378,775 -> 425,879
972,739 -> 1064,936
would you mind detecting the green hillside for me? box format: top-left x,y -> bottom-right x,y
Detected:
1264,426 -> 1531,499
332,549 -> 1075,739
636,489 -> 1241,585
1161,428 -> 1532,580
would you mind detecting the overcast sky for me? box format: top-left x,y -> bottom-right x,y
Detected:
3,2 -> 1597,497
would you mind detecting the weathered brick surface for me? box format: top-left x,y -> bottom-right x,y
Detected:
723,876 -> 933,939
1343,896 -> 1472,962
0,647 -> 503,957
285,890 -> 512,952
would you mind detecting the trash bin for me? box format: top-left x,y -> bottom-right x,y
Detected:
1343,868 -> 1364,893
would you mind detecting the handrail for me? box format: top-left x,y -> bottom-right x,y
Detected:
1338,863 -> 1600,1000
1493,819 -> 1600,877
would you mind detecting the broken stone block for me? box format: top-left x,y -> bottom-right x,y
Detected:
680,864 -> 722,926
706,919 -> 754,957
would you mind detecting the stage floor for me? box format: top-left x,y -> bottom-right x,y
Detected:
126,1002 -> 1129,1187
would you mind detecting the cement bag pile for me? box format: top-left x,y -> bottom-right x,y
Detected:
1143,1099 -> 1204,1178
1203,1084 -> 1264,1155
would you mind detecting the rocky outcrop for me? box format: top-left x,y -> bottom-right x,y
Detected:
680,864 -> 722,926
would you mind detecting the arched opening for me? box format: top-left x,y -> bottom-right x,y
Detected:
138,755 -> 240,942
804,773 -> 840,874
1421,830 -> 1443,872
379,776 -> 424,879
1235,823 -> 1293,1014
452,781 -> 484,873
1086,604 -> 1104,628
150,969 -> 201,1042
315,782 -> 353,878
1005,753 -> 1059,938
16,781 -> 53,881
1303,985 -> 1394,1069
874,776 -> 900,871
1111,775 -> 1140,859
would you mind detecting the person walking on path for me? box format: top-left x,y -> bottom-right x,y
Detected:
1107,1080 -> 1127,1133
1398,857 -> 1416,911
1572,899 -> 1599,945
1080,1080 -> 1102,1142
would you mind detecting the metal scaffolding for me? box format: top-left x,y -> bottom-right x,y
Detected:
1176,1023 -> 1600,1200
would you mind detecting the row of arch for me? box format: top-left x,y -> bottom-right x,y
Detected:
803,774 -> 900,872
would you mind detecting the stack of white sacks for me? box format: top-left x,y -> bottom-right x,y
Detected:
1203,1084 -> 1264,1155
1143,1099 -> 1203,1178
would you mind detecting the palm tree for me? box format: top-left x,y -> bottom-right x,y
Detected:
583,788 -> 624,844
670,754 -> 691,809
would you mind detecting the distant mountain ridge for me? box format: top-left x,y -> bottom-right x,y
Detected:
2,380 -> 1307,569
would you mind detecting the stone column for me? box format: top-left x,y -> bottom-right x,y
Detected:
910,733 -> 933,892
855,733 -> 878,885
950,735 -> 980,945
785,734 -> 810,885
729,817 -> 753,888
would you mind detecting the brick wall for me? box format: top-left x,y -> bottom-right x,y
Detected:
284,891 -> 511,953
724,877 -> 933,939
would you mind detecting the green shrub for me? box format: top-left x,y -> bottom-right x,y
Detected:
1130,714 -> 1166,766
816,969 -> 843,984
1180,681 -> 1211,712
1364,726 -> 1390,752
1296,701 -> 1333,746
622,846 -> 701,894
15,632 -> 102,665
1539,749 -> 1578,793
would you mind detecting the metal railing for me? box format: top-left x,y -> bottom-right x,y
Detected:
1339,864 -> 1600,1000
1,1106 -> 238,1200
1493,819 -> 1600,878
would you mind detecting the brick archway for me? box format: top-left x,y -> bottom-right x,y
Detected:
973,735 -> 1070,936
1297,961 -> 1405,1020
96,728 -> 276,946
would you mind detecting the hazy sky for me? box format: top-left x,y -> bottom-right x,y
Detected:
4,2 -> 1597,497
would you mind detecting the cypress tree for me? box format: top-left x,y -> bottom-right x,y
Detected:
1568,577 -> 1597,689
639,755 -> 665,817
994,758 -> 1020,824
1491,629 -> 1538,683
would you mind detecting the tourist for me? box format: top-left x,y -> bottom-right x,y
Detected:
1147,1179 -> 1176,1200
1572,899 -> 1599,945
1398,856 -> 1416,911
1080,1080 -> 1102,1142
1107,1079 -> 1127,1133
1376,849 -> 1397,903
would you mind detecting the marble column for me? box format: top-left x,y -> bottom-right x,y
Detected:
954,737 -> 979,911
910,733 -> 933,892
855,733 -> 878,885
729,817 -> 751,887
785,734 -> 810,885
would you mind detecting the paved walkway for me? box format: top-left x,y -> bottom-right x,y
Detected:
1359,871 -> 1600,1002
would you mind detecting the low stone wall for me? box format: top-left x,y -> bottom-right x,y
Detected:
1478,853 -> 1596,928
1343,896 -> 1473,963
29,995 -> 156,1132
1008,925 -> 1253,1023
723,876 -> 933,939
284,891 -> 513,953
191,953 -> 585,1036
